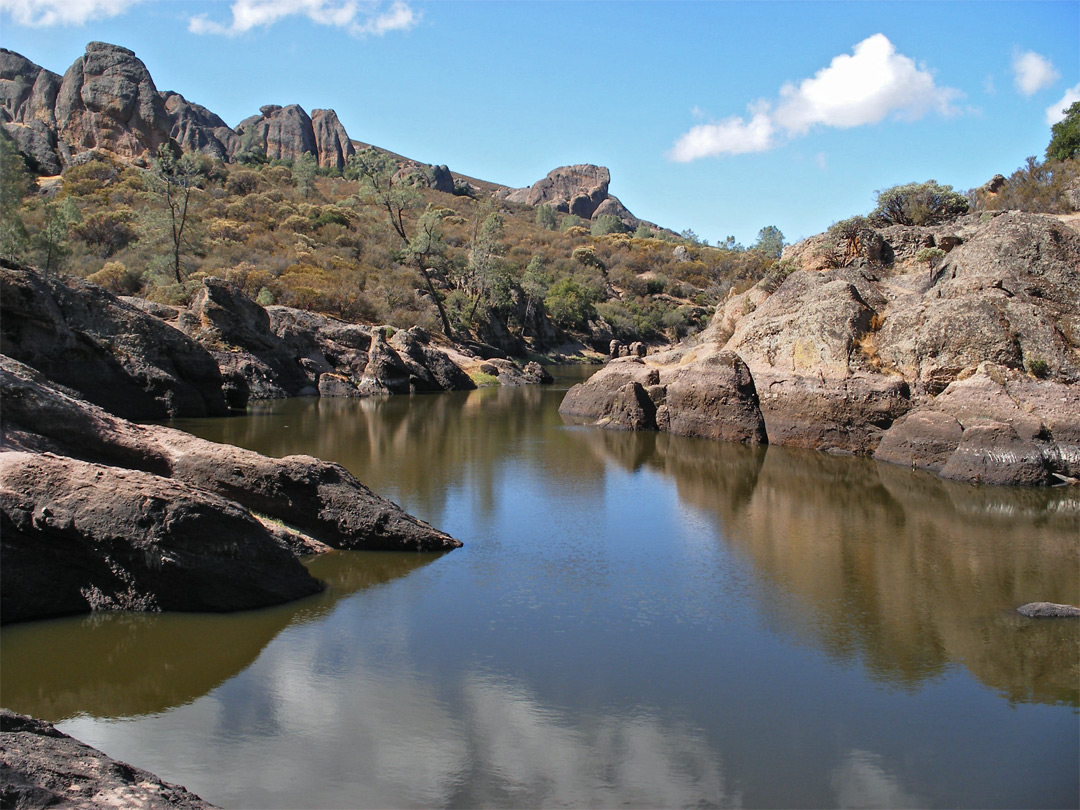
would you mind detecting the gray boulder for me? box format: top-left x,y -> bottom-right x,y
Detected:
0,264 -> 227,419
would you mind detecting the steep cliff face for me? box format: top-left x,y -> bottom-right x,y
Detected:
0,48 -> 62,173
54,42 -> 172,162
311,107 -> 356,170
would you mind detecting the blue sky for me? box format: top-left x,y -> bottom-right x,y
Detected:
2,1 -> 1077,246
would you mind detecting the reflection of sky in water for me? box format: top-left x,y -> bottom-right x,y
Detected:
9,381 -> 1077,809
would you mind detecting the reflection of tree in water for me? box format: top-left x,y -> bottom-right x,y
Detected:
577,431 -> 1079,706
0,551 -> 438,722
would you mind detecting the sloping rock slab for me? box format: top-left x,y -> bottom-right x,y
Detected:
0,450 -> 324,624
0,355 -> 462,555
0,709 -> 217,809
0,264 -> 226,419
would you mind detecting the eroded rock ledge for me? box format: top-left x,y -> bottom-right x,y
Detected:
560,212 -> 1080,487
1,355 -> 461,625
1,264 -> 548,421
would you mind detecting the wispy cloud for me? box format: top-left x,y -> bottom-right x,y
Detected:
189,0 -> 418,38
669,34 -> 960,162
1045,83 -> 1080,125
1012,50 -> 1059,96
0,0 -> 141,26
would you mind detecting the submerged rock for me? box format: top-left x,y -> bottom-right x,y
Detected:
1017,602 -> 1080,618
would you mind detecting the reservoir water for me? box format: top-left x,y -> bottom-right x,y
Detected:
2,367 -> 1077,808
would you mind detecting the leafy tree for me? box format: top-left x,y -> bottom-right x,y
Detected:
544,276 -> 598,331
633,224 -> 655,239
718,235 -> 743,251
460,210 -> 511,326
752,225 -> 784,259
535,204 -> 557,230
32,198 -> 81,273
293,152 -> 318,198
349,147 -> 454,337
827,215 -> 872,263
149,146 -> 202,283
76,208 -> 138,257
0,134 -> 33,261
560,214 -> 584,232
680,228 -> 702,244
914,246 -> 946,282
871,180 -> 968,226
1046,101 -> 1080,163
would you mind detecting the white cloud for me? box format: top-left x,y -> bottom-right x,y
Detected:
670,34 -> 960,162
772,34 -> 959,134
188,0 -> 418,37
1012,50 -> 1060,96
1045,83 -> 1080,125
0,0 -> 141,26
669,110 -> 774,161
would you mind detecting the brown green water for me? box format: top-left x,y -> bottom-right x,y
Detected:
2,367 -> 1078,808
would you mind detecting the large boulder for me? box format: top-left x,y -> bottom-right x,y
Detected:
504,164 -> 614,220
874,364 -> 1080,485
310,108 -> 355,171
560,353 -> 767,443
654,352 -> 767,443
54,42 -> 172,162
175,277 -> 313,402
0,450 -> 325,624
0,355 -> 462,557
0,710 -> 217,809
0,264 -> 227,419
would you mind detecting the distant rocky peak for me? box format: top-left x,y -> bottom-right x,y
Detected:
502,163 -> 639,227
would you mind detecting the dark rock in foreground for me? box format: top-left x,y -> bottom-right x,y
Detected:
1,355 -> 461,624
0,451 -> 324,624
0,709 -> 217,809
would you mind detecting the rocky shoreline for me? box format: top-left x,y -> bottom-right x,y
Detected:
560,212 -> 1080,488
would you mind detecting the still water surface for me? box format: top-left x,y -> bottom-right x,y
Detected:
3,367 -> 1078,808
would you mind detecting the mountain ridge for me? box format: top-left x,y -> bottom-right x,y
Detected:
0,41 -> 642,226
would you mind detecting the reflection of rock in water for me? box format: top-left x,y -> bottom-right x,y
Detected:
573,426 -> 1078,705
0,552 -> 437,722
717,446 -> 1079,704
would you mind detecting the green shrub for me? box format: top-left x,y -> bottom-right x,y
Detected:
535,204 -> 557,230
871,180 -> 968,226
590,214 -> 625,236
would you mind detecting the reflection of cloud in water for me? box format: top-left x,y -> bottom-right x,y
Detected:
458,673 -> 740,808
65,647 -> 742,809
831,749 -> 923,809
